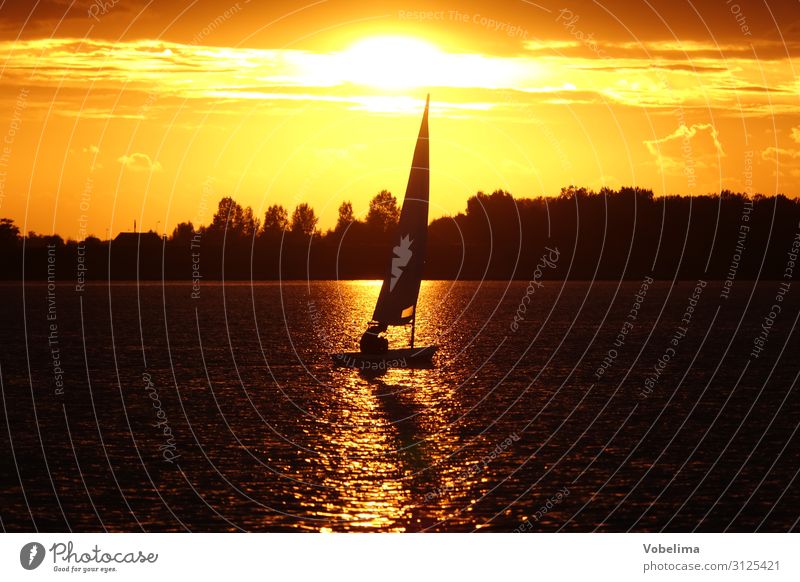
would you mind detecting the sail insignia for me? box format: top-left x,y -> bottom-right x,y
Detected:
390,235 -> 414,291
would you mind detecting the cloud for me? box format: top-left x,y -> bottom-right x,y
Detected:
643,124 -> 726,189
523,38 -> 800,61
644,123 -> 725,159
761,127 -> 800,167
0,0 -> 143,31
761,147 -> 800,162
760,126 -> 800,178
0,36 -> 796,120
762,146 -> 800,178
117,152 -> 162,172
584,64 -> 727,73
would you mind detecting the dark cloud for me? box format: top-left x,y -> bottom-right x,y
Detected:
582,64 -> 728,73
2,0 -> 799,56
0,0 -> 148,34
721,85 -> 792,93
0,0 -> 79,24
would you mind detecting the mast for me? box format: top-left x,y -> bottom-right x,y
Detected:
410,94 -> 427,351
410,307 -> 417,349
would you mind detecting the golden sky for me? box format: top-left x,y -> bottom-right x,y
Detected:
0,0 -> 798,239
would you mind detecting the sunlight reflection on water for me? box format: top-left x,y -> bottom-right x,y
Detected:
2,281 -> 798,532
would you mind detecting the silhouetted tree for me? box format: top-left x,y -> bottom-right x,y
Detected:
263,204 -> 289,234
209,197 -> 243,235
206,197 -> 260,240
291,203 -> 317,236
5,186 -> 800,281
240,206 -> 260,238
336,201 -> 355,232
618,185 -> 654,202
171,221 -> 195,245
366,190 -> 399,233
25,232 -> 64,248
0,217 -> 20,246
558,185 -> 593,199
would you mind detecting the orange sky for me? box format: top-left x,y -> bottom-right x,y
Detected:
0,0 -> 798,239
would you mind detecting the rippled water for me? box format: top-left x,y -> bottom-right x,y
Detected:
1,281 -> 798,532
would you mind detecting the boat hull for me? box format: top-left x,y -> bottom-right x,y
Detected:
332,346 -> 437,370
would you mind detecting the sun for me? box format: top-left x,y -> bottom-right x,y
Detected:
335,36 -> 445,89
326,35 -> 530,93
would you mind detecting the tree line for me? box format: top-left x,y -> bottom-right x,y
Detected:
2,186 -> 799,280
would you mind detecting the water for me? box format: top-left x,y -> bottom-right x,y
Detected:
1,280 -> 798,532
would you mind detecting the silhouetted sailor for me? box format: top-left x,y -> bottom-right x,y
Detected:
360,322 -> 389,353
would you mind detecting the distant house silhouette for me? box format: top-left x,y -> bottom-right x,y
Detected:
112,231 -> 162,246
109,231 -> 164,279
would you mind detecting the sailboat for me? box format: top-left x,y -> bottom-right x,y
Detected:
333,95 -> 437,370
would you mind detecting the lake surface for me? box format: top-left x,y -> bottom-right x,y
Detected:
1,280 -> 798,532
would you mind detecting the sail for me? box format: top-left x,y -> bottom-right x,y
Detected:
371,95 -> 430,326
